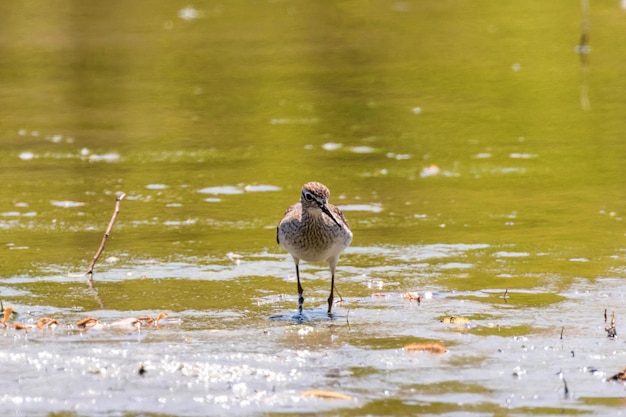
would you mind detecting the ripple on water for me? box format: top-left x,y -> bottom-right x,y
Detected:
339,204 -> 383,213
198,184 -> 282,196
146,184 -> 168,190
50,200 -> 85,208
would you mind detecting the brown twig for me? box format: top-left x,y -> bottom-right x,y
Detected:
86,193 -> 126,285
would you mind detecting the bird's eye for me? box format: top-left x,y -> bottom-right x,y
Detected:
304,192 -> 314,201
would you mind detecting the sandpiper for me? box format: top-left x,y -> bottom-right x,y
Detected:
276,182 -> 353,315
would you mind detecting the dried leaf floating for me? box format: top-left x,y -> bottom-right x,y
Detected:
301,389 -> 353,401
404,342 -> 448,354
76,317 -> 104,330
37,317 -> 60,329
13,323 -> 33,330
1,306 -> 13,327
441,316 -> 471,325
402,292 -> 421,302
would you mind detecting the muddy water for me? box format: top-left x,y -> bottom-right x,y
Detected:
1,0 -> 626,416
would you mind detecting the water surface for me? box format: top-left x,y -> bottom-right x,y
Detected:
1,0 -> 625,416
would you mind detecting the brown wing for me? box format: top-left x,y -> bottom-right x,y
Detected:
277,202 -> 301,244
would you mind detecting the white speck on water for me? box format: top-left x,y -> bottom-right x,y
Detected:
411,107 -> 422,114
512,63 -> 522,71
1,212 -> 21,217
570,258 -> 589,262
166,203 -> 183,208
437,262 -> 474,270
19,152 -> 35,161
178,6 -> 200,20
198,186 -> 243,195
493,251 -> 530,258
244,184 -> 281,193
386,152 -> 411,160
472,153 -> 492,159
420,165 -> 440,178
204,198 -> 222,203
146,184 -> 168,190
164,219 -> 197,226
509,153 -> 537,159
89,153 -> 120,162
351,146 -> 376,154
322,142 -> 342,151
297,326 -> 314,336
50,200 -> 86,208
338,204 -> 383,213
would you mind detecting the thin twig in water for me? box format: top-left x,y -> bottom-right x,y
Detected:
86,193 -> 126,285
560,326 -> 564,340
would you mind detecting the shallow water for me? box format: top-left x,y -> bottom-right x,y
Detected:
1,0 -> 626,416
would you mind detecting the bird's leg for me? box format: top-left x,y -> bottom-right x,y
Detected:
327,272 -> 335,314
296,264 -> 304,314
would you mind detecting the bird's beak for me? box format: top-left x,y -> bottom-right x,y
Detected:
320,204 -> 342,228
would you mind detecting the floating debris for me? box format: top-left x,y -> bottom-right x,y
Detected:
608,367 -> 626,382
76,317 -> 105,330
301,389 -> 352,401
441,316 -> 471,325
402,292 -> 421,302
404,342 -> 448,354
605,310 -> 617,339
